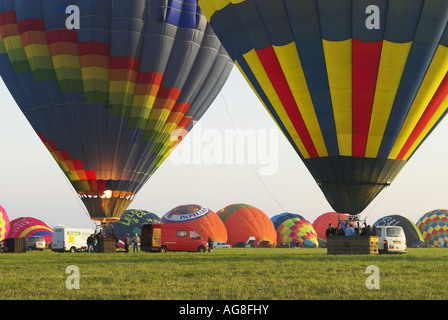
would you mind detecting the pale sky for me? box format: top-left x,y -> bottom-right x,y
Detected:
1,67 -> 448,230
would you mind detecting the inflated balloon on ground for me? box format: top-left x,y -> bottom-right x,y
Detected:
272,213 -> 318,248
0,205 -> 10,241
9,217 -> 53,243
416,209 -> 448,247
217,204 -> 276,247
163,204 -> 227,242
112,209 -> 162,241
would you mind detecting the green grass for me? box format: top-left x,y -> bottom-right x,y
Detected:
0,248 -> 447,300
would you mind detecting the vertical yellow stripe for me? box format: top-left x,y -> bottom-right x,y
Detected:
273,43 -> 328,157
240,50 -> 310,159
389,45 -> 448,159
322,39 -> 352,156
365,41 -> 412,158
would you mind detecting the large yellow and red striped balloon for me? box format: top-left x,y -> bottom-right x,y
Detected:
199,0 -> 448,214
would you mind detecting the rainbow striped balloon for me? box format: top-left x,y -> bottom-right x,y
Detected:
0,0 -> 233,222
9,217 -> 53,243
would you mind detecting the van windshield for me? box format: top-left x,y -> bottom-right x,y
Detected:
386,227 -> 404,237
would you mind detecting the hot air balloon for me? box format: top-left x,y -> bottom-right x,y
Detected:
217,203 -> 276,247
0,205 -> 10,241
373,214 -> 425,248
416,209 -> 448,247
111,209 -> 162,241
0,0 -> 233,222
313,212 -> 358,240
9,217 -> 53,243
163,204 -> 228,243
199,0 -> 448,215
272,212 -> 318,248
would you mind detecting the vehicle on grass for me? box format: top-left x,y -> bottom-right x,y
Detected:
246,236 -> 256,248
26,236 -> 46,251
213,241 -> 230,248
51,227 -> 94,252
376,226 -> 407,254
140,223 -> 208,253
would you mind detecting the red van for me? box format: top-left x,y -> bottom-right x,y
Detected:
141,224 -> 208,253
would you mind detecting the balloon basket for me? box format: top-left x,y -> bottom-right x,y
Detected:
96,239 -> 117,253
1,237 -> 27,253
327,236 -> 379,255
94,222 -> 118,253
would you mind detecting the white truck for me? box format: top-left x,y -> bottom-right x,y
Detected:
51,227 -> 94,252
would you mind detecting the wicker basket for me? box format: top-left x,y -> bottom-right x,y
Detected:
327,236 -> 379,255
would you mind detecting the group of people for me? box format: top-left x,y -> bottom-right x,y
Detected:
86,228 -> 140,253
325,223 -> 377,238
86,229 -> 120,253
123,233 -> 140,253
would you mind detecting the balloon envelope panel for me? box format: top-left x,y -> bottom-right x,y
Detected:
0,0 -> 233,222
0,205 -> 10,241
199,0 -> 448,215
9,217 -> 53,243
111,209 -> 162,241
163,204 -> 228,242
217,203 -> 276,247
417,209 -> 448,247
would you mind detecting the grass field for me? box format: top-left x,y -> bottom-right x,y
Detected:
0,248 -> 447,300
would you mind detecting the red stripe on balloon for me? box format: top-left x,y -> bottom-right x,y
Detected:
397,72 -> 448,160
352,39 -> 382,157
255,45 -> 318,158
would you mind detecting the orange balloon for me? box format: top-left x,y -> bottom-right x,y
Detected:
163,204 -> 227,242
217,204 -> 276,247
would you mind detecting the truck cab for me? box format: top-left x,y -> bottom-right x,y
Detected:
141,224 -> 208,253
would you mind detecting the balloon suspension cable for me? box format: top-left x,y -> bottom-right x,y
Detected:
95,221 -> 116,235
59,168 -> 91,219
218,85 -> 287,213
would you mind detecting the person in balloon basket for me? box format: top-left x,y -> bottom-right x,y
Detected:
132,233 -> 140,253
345,224 -> 354,236
325,224 -> 336,238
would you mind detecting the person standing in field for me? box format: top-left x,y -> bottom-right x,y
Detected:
132,233 -> 140,253
208,237 -> 213,253
124,233 -> 130,253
